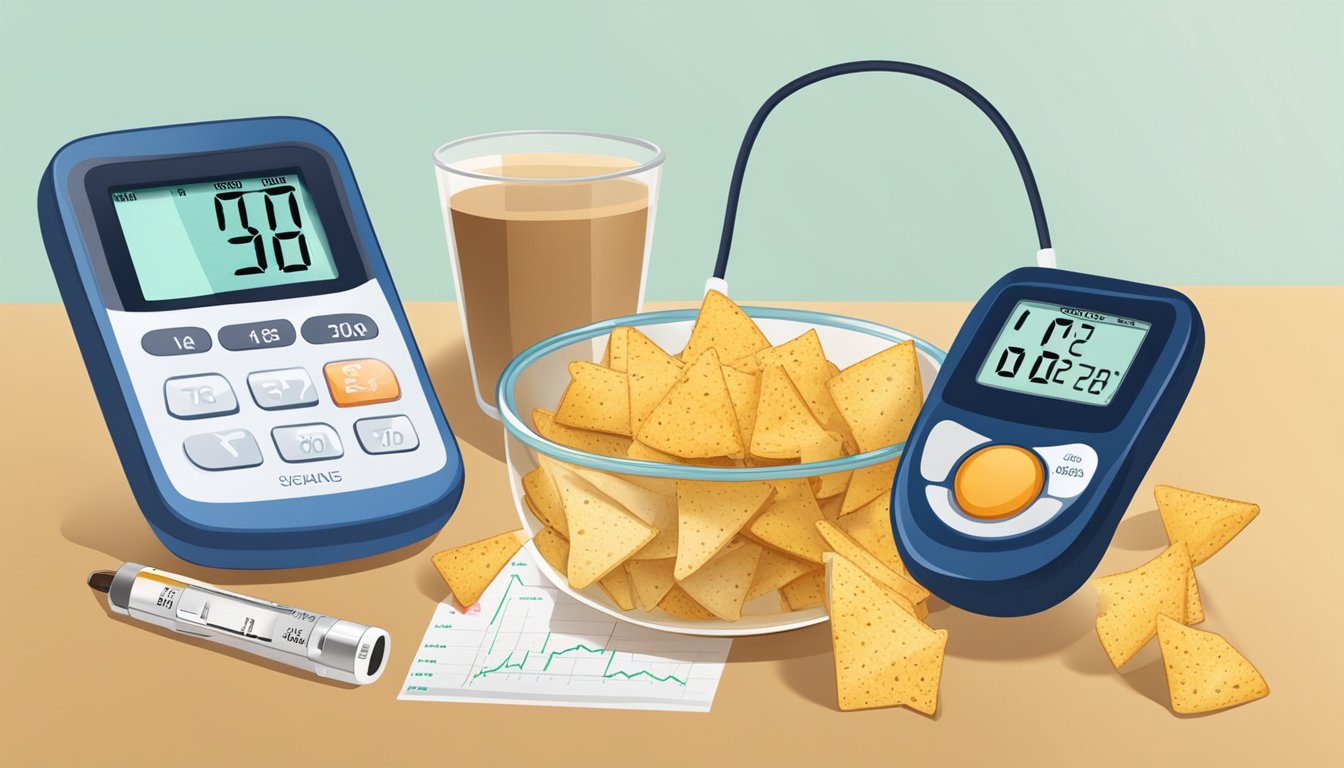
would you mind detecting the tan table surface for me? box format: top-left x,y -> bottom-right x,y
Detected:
3,289 -> 1341,767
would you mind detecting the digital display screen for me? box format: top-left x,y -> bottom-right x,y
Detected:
110,172 -> 338,301
975,300 -> 1150,406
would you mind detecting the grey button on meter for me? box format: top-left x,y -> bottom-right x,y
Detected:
142,327 -> 212,356
301,313 -> 379,344
218,319 -> 296,351
355,415 -> 419,455
184,430 -> 264,471
272,423 -> 344,463
247,368 -> 319,410
164,374 -> 239,419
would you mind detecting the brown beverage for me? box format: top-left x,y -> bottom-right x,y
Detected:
447,154 -> 651,409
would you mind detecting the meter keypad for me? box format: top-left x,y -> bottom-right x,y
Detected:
165,374 -> 238,419
355,415 -> 419,455
272,423 -> 344,463
183,429 -> 263,470
218,319 -> 297,351
1032,443 -> 1097,499
247,368 -> 319,410
323,359 -> 401,407
301,314 -> 379,344
142,327 -> 212,356
920,420 -> 990,482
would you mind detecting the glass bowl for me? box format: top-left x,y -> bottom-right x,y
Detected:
498,305 -> 945,636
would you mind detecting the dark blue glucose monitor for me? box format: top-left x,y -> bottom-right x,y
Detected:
38,117 -> 464,569
712,62 -> 1204,617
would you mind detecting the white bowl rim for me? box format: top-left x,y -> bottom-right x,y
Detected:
497,305 -> 948,480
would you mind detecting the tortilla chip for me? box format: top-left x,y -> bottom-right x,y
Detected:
779,568 -> 826,610
598,565 -> 636,611
627,558 -> 677,611
556,473 -> 657,589
522,466 -> 568,537
755,329 -> 839,426
745,548 -> 818,602
675,480 -> 774,579
1155,485 -> 1260,566
533,527 -> 570,575
726,351 -> 761,374
833,493 -> 909,575
1155,614 -> 1269,714
721,364 -> 761,450
746,477 -> 828,562
840,460 -> 898,514
431,529 -> 528,608
826,553 -> 948,714
637,348 -> 743,458
682,289 -> 771,365
602,327 -> 631,372
658,585 -> 718,620
678,539 -> 763,621
751,365 -> 831,459
827,341 -> 923,452
533,408 -> 633,458
1093,543 -> 1196,668
626,327 -> 684,435
555,361 -> 631,436
572,468 -> 678,560
801,430 -> 851,499
816,519 -> 930,604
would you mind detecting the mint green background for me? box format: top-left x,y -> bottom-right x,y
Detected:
4,0 -> 1340,303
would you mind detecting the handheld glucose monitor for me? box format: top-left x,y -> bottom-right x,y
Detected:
39,117 -> 464,569
713,62 -> 1204,617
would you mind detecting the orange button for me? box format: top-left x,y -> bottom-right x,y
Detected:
324,359 -> 401,407
953,445 -> 1043,520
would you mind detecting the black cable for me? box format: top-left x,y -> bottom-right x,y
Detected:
713,60 -> 1051,281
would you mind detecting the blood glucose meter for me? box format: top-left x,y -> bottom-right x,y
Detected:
39,117 -> 464,569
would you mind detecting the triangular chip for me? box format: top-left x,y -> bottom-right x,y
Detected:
658,585 -> 718,620
827,341 -> 923,452
598,565 -> 636,611
1155,485 -> 1260,566
745,548 -> 818,602
557,473 -> 657,589
721,364 -> 761,450
726,351 -> 761,374
833,492 -> 909,575
746,477 -> 828,562
555,361 -> 631,436
779,568 -> 826,610
637,349 -> 743,458
626,328 -> 683,435
431,529 -> 529,609
1093,543 -> 1195,668
682,290 -> 770,365
533,527 -> 570,575
522,466 -> 568,538
626,440 -> 685,464
601,327 -> 631,372
677,539 -> 763,621
755,329 -> 839,426
627,558 -> 677,611
801,430 -> 851,499
751,365 -> 831,459
826,553 -> 948,714
816,519 -> 930,604
533,408 -> 632,458
840,459 -> 898,514
674,479 -> 774,579
1155,614 -> 1269,714
572,468 -> 678,560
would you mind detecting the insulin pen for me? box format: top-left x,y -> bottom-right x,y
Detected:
88,563 -> 390,685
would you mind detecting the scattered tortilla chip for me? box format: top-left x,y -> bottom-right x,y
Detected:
751,365 -> 831,459
801,430 -> 851,498
826,553 -> 948,714
573,468 -> 678,560
1155,485 -> 1260,566
833,493 -> 908,575
678,539 -> 763,621
841,459 -> 898,514
675,480 -> 774,579
637,349 -> 743,458
827,341 -> 923,452
816,520 -> 930,604
557,473 -> 657,589
555,361 -> 631,436
779,568 -> 826,610
745,548 -> 818,602
533,408 -> 632,458
627,558 -> 677,611
626,328 -> 684,435
658,585 -> 718,620
598,565 -> 636,611
602,327 -> 631,372
746,477 -> 828,562
533,527 -> 570,575
1093,543 -> 1196,668
522,466 -> 568,537
431,529 -> 529,609
721,364 -> 761,450
682,290 -> 771,365
1155,614 -> 1269,714
756,329 -> 839,426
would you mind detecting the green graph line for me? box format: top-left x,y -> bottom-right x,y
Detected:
604,669 -> 687,685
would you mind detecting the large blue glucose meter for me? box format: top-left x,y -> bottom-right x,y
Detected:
38,117 -> 464,569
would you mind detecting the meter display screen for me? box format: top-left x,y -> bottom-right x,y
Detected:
975,300 -> 1150,406
110,171 -> 339,301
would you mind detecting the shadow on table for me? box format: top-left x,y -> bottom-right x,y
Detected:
1110,508 -> 1167,551
934,589 -> 1095,662
424,341 -> 506,462
731,623 -> 837,709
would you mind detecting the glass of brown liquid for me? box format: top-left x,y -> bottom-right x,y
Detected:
434,131 -> 663,419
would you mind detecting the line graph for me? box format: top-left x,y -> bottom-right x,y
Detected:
398,549 -> 730,711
